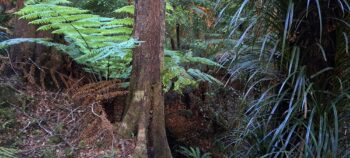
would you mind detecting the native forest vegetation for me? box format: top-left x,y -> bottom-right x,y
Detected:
0,0 -> 350,157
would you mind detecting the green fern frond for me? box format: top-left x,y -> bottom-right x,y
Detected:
114,5 -> 134,14
0,38 -> 70,52
184,52 -> 222,67
3,1 -> 221,92
163,50 -> 222,92
25,0 -> 71,5
16,2 -> 133,52
114,4 -> 174,15
106,18 -> 133,26
187,68 -> 221,84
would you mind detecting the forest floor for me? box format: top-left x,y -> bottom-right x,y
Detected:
0,74 -> 227,158
1,75 -> 128,157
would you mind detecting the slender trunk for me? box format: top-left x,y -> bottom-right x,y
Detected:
118,0 -> 172,157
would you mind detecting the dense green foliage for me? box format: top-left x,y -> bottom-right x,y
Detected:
0,0 -> 221,92
216,0 -> 350,157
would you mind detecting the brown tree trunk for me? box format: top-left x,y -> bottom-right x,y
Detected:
118,0 -> 172,157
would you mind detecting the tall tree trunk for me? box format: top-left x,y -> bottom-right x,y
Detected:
118,0 -> 172,157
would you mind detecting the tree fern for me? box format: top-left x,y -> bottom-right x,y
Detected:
0,1 -> 221,92
13,0 -> 136,78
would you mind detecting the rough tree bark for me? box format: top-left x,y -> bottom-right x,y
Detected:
118,0 -> 172,157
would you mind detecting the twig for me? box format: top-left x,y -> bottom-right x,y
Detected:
66,76 -> 85,93
38,120 -> 53,136
91,103 -> 102,118
28,57 -> 44,72
19,144 -> 61,155
3,50 -> 19,76
20,121 -> 33,132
